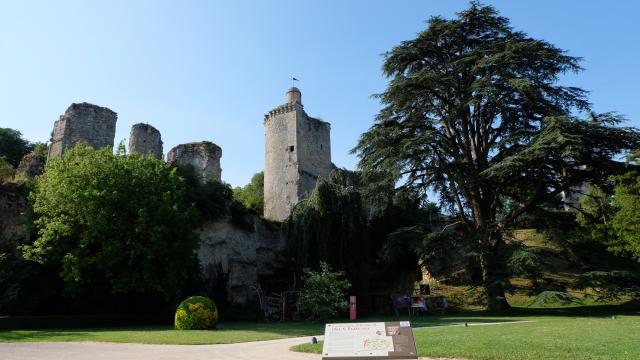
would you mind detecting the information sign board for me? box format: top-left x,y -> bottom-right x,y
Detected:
322,321 -> 418,359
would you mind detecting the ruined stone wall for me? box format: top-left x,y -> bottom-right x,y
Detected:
198,216 -> 283,304
0,183 -> 29,250
48,102 -> 117,158
129,123 -> 163,159
263,87 -> 332,221
167,141 -> 222,183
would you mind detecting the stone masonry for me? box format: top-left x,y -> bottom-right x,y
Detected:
48,102 -> 117,158
263,87 -> 332,221
167,141 -> 222,183
128,123 -> 163,159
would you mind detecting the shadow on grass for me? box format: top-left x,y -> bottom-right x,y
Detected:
499,299 -> 640,317
0,330 -> 96,342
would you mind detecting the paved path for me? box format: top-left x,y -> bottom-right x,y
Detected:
0,322 -> 533,360
0,337 -> 321,360
0,337 -> 464,360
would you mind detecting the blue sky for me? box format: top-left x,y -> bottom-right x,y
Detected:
1,0 -> 639,187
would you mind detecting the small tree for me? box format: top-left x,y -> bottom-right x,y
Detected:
508,247 -> 546,292
233,172 -> 264,216
611,170 -> 640,261
0,128 -> 31,167
298,262 -> 351,321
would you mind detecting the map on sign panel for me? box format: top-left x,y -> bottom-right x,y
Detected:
322,321 -> 417,359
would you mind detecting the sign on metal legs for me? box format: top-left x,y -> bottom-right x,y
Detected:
321,321 -> 418,359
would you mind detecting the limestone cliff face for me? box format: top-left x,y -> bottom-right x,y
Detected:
0,183 -> 30,250
197,216 -> 283,304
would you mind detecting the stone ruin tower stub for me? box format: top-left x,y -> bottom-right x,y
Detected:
263,87 -> 332,221
167,141 -> 222,183
129,123 -> 163,159
48,102 -> 117,158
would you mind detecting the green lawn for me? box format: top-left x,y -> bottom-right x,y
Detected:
0,321 -> 324,345
3,304 -> 639,360
292,312 -> 640,360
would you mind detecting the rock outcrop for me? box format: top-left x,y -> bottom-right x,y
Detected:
198,216 -> 283,304
16,152 -> 46,178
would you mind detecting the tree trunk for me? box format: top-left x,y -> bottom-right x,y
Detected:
479,237 -> 511,311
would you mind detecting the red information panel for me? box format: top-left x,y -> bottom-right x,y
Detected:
322,321 -> 418,359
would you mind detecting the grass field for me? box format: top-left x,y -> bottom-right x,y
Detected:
291,309 -> 640,360
0,321 -> 324,345
2,304 -> 639,360
0,311 -> 550,345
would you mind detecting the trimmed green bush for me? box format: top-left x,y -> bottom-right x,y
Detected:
174,296 -> 218,330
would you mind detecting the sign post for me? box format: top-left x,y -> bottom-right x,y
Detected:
349,296 -> 357,321
322,321 -> 418,359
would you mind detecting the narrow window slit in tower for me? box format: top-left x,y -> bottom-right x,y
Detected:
289,145 -> 294,152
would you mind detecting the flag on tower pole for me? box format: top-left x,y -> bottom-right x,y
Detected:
292,77 -> 299,87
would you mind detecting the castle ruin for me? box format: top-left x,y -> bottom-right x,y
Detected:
263,87 -> 332,221
167,142 -> 222,183
129,123 -> 163,159
29,91 -> 329,303
48,102 -> 117,158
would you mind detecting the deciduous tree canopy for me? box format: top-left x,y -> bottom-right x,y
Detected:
22,145 -> 200,299
0,128 -> 31,167
233,172 -> 264,216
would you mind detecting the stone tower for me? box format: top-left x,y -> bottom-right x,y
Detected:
263,87 -> 332,221
129,123 -> 163,159
167,141 -> 222,183
48,102 -> 117,158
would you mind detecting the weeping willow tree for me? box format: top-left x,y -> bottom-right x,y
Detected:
283,174 -> 367,287
283,169 -> 427,299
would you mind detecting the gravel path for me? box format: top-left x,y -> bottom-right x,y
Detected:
0,336 -> 465,360
0,337 -> 320,360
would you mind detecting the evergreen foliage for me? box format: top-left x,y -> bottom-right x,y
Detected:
352,2 -> 640,310
611,169 -> 640,261
174,296 -> 218,330
576,270 -> 640,301
507,246 -> 546,292
529,291 -> 582,308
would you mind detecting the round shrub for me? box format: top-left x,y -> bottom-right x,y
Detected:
174,296 -> 218,330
